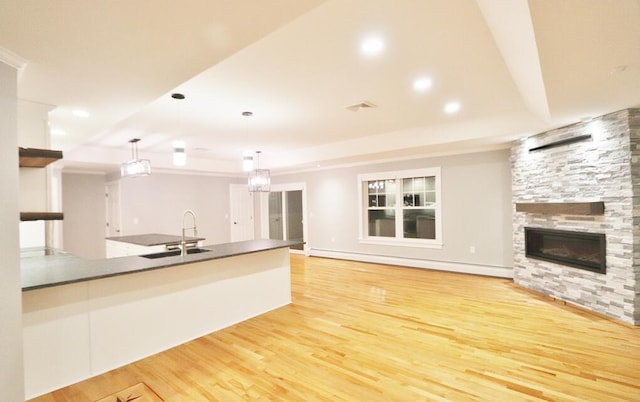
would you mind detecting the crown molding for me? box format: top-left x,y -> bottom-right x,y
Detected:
0,46 -> 27,71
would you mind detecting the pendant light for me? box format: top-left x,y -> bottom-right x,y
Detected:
120,138 -> 151,177
248,150 -> 271,192
242,111 -> 270,192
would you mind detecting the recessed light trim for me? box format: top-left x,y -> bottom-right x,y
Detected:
444,102 -> 461,114
171,93 -> 186,100
361,37 -> 385,56
413,77 -> 433,92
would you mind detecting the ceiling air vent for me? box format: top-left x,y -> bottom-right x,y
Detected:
345,100 -> 377,112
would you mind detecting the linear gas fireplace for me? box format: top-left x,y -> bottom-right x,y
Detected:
525,227 -> 606,274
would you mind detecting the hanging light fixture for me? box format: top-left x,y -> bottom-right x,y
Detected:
241,111 -> 270,192
120,138 -> 151,177
248,150 -> 271,192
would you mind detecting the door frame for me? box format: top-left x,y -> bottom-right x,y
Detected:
229,183 -> 255,241
105,180 -> 122,238
262,182 -> 308,255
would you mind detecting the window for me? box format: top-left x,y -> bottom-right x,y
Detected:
359,168 -> 442,247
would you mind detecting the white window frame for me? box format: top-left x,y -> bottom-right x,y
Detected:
358,167 -> 442,248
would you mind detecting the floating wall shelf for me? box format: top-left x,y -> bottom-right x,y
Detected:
19,147 -> 63,168
19,147 -> 65,222
515,202 -> 604,215
20,212 -> 64,221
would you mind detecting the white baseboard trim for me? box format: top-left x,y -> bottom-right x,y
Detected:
308,248 -> 513,278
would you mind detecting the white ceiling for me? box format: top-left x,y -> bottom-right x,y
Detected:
2,0 -> 639,175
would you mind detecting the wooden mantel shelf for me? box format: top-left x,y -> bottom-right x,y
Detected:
19,147 -> 63,168
20,212 -> 64,221
515,202 -> 604,215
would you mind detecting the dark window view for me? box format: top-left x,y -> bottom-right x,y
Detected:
367,179 -> 396,237
368,209 -> 396,237
365,173 -> 438,241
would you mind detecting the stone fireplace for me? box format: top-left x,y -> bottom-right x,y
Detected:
511,108 -> 640,325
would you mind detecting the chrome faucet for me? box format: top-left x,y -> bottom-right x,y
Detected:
181,210 -> 197,256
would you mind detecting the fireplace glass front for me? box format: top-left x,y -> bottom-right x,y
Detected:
524,227 -> 606,274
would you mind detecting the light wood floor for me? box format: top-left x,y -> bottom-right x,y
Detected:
32,255 -> 640,401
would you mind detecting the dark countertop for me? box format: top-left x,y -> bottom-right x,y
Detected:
105,233 -> 206,246
21,239 -> 301,291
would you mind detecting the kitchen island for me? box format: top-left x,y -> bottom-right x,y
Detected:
22,239 -> 300,399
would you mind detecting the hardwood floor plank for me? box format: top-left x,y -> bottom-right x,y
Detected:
30,255 -> 640,401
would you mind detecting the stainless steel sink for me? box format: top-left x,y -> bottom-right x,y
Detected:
140,248 -> 213,259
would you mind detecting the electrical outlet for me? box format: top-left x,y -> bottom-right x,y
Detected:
469,246 -> 476,254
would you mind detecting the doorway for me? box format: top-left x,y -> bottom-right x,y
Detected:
266,184 -> 306,252
229,183 -> 255,241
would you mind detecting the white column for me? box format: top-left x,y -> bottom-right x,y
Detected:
0,59 -> 26,401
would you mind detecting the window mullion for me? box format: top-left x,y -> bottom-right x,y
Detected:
395,179 -> 403,239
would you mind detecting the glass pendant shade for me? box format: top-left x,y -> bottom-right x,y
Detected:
121,138 -> 151,177
121,159 -> 151,177
248,168 -> 271,192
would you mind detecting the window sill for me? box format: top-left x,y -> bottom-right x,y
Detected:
359,237 -> 443,249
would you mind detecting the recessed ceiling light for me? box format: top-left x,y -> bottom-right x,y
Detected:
413,77 -> 433,92
171,93 -> 186,100
50,128 -> 66,136
444,102 -> 461,114
72,109 -> 90,118
361,37 -> 384,56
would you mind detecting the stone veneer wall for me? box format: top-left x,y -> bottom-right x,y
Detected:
511,108 -> 639,325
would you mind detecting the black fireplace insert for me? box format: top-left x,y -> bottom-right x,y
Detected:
524,227 -> 606,274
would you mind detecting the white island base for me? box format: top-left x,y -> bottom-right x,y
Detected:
22,247 -> 291,399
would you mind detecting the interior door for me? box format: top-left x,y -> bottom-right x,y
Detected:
268,192 -> 283,240
105,181 -> 121,237
285,190 -> 304,250
268,185 -> 305,252
229,184 -> 254,241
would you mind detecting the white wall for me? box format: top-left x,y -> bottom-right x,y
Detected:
62,150 -> 512,276
18,100 -> 55,212
0,61 -> 25,401
272,149 -> 513,275
62,173 -> 107,259
118,173 -> 242,245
